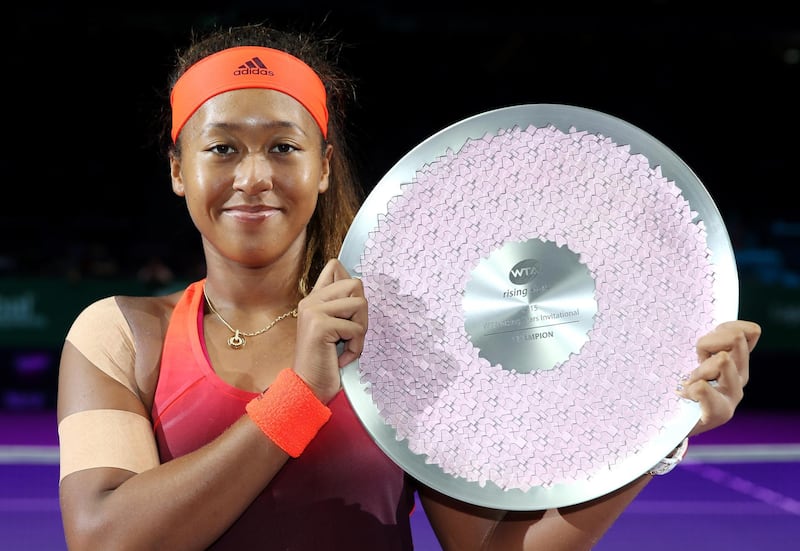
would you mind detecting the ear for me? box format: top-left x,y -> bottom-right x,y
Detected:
169,152 -> 186,197
318,144 -> 333,194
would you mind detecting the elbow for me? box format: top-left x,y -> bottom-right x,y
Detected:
63,515 -> 119,551
62,507 -> 142,551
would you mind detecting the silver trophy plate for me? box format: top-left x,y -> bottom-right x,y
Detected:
338,104 -> 738,510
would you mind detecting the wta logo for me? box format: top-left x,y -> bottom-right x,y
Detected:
509,259 -> 540,285
234,57 -> 274,76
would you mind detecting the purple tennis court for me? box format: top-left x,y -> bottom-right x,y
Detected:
1,409 -> 798,550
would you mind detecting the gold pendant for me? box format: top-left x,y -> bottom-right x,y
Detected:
227,330 -> 246,349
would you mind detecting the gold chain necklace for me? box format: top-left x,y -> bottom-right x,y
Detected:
203,288 -> 297,350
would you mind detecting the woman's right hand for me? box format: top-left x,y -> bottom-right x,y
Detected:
292,258 -> 368,403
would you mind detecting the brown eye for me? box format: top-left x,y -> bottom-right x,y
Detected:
209,144 -> 236,155
270,143 -> 297,154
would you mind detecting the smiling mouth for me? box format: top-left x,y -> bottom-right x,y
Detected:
223,206 -> 279,221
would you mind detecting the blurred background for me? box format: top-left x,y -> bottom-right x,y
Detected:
4,4 -> 798,414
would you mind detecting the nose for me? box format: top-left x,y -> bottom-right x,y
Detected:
232,153 -> 273,194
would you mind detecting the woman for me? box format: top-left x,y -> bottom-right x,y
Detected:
57,23 -> 761,550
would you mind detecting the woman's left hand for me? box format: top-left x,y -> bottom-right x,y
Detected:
680,320 -> 761,437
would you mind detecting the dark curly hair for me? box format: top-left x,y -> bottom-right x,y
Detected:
163,22 -> 363,297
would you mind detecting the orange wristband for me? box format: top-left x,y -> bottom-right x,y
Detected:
246,369 -> 332,457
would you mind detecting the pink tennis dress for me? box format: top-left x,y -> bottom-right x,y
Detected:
151,281 -> 416,550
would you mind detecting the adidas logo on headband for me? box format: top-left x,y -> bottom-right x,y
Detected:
234,57 -> 274,76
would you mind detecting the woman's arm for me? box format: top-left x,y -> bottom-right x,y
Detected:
58,335 -> 291,551
420,474 -> 650,551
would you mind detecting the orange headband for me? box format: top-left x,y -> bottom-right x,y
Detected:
170,46 -> 328,143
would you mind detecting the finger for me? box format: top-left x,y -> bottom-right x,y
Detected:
684,379 -> 737,435
696,321 -> 759,388
299,295 -> 365,331
330,258 -> 355,282
308,274 -> 365,311
733,320 -> 762,350
338,328 -> 366,368
300,285 -> 367,332
680,350 -> 743,435
685,351 -> 743,398
312,258 -> 355,290
303,312 -> 365,368
326,297 -> 368,360
685,349 -> 723,385
304,280 -> 363,308
696,320 -> 761,362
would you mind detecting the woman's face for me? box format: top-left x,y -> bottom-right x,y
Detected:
170,88 -> 331,269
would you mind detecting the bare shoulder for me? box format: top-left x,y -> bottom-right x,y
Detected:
114,290 -> 186,406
